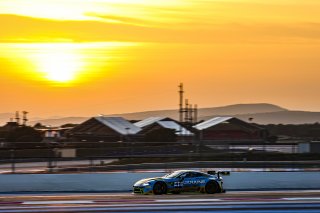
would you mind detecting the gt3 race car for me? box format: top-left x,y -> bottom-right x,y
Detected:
133,170 -> 229,195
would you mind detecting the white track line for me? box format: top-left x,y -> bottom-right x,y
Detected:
23,200 -> 94,205
283,197 -> 320,201
14,197 -> 320,206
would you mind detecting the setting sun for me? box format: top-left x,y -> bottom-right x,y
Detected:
0,42 -> 140,86
33,49 -> 83,83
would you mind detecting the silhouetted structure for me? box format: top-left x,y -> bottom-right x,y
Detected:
144,128 -> 177,142
135,117 -> 194,141
68,116 -> 142,142
194,117 -> 268,143
22,111 -> 28,126
6,126 -> 42,142
178,83 -> 198,124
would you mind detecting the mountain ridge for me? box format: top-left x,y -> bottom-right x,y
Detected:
1,103 -> 318,126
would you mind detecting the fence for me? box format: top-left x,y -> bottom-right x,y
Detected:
0,141 -> 316,174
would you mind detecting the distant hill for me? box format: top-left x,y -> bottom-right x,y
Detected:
234,111 -> 320,125
197,103 -> 287,119
108,103 -> 287,120
3,103 -> 318,126
27,103 -> 288,126
28,117 -> 89,127
0,113 -> 64,126
0,113 -> 14,125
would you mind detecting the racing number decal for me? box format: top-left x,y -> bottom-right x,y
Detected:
174,182 -> 183,188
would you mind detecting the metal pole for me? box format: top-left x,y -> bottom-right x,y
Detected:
194,104 -> 198,124
185,99 -> 189,123
48,158 -> 52,172
189,104 -> 193,124
178,83 -> 184,123
90,158 -> 94,167
48,149 -> 54,173
10,149 -> 15,173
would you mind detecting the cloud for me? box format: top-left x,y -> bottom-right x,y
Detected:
1,14 -> 320,44
84,13 -> 153,27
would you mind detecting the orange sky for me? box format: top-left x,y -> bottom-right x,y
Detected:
0,0 -> 320,117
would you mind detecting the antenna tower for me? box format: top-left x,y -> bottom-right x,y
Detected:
22,111 -> 28,126
178,83 -> 184,123
15,111 -> 20,125
178,83 -> 198,124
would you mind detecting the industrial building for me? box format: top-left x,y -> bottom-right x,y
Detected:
68,116 -> 267,143
0,121 -> 19,142
68,116 -> 142,142
134,117 -> 194,141
36,127 -> 73,142
194,117 -> 268,143
0,111 -> 29,139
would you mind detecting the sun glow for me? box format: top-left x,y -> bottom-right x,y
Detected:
0,42 -> 140,86
35,51 -> 82,83
26,44 -> 85,84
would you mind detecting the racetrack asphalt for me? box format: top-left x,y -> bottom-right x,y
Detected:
0,190 -> 320,212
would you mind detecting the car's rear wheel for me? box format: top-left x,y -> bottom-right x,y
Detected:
153,182 -> 167,195
205,181 -> 220,194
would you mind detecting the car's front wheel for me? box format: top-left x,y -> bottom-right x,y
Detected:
153,182 -> 167,195
205,181 -> 220,194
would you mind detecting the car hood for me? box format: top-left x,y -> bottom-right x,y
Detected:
134,177 -> 163,186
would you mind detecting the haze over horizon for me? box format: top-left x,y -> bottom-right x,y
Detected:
0,102 -> 315,121
1,0 -> 320,117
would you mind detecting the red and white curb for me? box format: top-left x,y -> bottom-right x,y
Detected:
155,199 -> 221,202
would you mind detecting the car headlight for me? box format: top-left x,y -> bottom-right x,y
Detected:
142,182 -> 150,186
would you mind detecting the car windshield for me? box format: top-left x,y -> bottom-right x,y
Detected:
163,171 -> 186,178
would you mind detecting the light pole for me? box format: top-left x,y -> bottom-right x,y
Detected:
10,149 -> 15,173
125,127 -> 133,156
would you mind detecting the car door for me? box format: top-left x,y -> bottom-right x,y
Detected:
181,172 -> 197,192
192,172 -> 207,190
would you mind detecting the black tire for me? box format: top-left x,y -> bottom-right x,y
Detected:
153,182 -> 167,195
205,181 -> 220,194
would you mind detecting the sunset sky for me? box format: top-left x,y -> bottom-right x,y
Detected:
0,0 -> 320,117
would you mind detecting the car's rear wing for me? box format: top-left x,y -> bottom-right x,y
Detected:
208,171 -> 230,178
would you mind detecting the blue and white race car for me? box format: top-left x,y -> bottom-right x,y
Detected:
133,170 -> 229,195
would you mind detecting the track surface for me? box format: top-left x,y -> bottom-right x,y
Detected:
0,190 -> 320,212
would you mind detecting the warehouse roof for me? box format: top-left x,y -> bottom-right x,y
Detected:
157,121 -> 194,136
193,117 -> 233,130
135,117 -> 194,136
94,116 -> 142,135
134,117 -> 164,128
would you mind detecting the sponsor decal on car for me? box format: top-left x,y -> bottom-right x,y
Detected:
183,180 -> 205,184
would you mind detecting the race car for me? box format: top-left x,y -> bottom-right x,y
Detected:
133,170 -> 229,195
